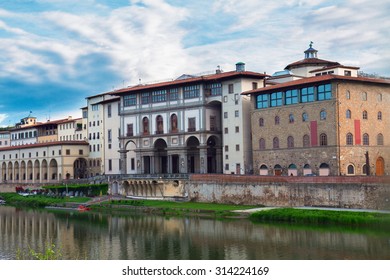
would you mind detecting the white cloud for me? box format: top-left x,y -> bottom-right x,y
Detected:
0,114 -> 8,126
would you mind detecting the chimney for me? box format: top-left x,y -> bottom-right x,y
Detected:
236,62 -> 245,72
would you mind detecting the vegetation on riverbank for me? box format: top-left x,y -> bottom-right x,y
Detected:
16,242 -> 62,260
1,193 -> 90,208
249,208 -> 390,229
42,183 -> 108,196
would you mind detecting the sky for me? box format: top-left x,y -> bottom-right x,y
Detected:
0,0 -> 389,127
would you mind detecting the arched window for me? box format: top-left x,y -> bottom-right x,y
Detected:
346,133 -> 353,145
320,133 -> 327,146
156,115 -> 163,134
377,133 -> 384,145
287,136 -> 294,148
259,138 -> 266,150
289,113 -> 294,123
363,133 -> 369,145
377,111 -> 382,120
170,114 -> 178,132
362,92 -> 367,101
259,118 -> 264,127
273,137 -> 279,149
274,116 -> 280,125
362,110 -> 368,120
346,90 -> 350,100
346,109 -> 351,119
142,117 -> 149,134
320,109 -> 326,120
303,134 -> 310,147
347,164 -> 355,175
302,112 -> 308,122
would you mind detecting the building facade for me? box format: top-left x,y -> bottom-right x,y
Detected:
245,45 -> 390,176
108,64 -> 267,176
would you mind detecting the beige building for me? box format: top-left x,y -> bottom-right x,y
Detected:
245,45 -> 390,176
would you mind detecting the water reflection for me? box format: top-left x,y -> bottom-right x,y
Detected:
0,206 -> 389,260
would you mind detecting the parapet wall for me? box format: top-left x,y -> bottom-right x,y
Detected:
187,175 -> 390,210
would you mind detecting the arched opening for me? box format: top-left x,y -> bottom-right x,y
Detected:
27,161 -> 33,181
288,164 -> 297,176
156,115 -> 163,134
41,159 -> 48,181
303,164 -> 312,176
187,136 -> 200,173
14,161 -> 20,181
74,158 -> 88,179
259,164 -> 268,176
347,164 -> 355,175
8,162 -> 13,182
274,164 -> 282,176
206,136 -> 218,173
49,159 -> 58,181
111,181 -> 119,195
142,117 -> 149,135
319,163 -> 330,176
2,162 -> 6,182
170,114 -> 178,133
376,157 -> 385,176
21,161 -> 26,181
154,139 -> 168,174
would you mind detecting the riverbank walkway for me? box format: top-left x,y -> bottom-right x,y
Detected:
233,206 -> 390,214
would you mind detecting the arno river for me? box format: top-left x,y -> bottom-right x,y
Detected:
0,206 -> 389,260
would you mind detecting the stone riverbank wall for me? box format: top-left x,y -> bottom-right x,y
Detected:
187,175 -> 390,210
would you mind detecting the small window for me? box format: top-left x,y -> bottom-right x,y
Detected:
302,112 -> 308,122
259,138 -> 265,150
252,82 -> 258,90
66,149 -> 70,155
228,84 -> 234,94
362,92 -> 367,101
224,112 -> 228,119
346,109 -> 351,119
224,127 -> 228,134
377,111 -> 382,120
362,110 -> 368,120
346,133 -> 353,145
320,110 -> 327,120
225,145 -> 229,152
289,113 -> 294,123
346,90 -> 351,100
377,93 -> 382,102
363,133 -> 369,146
320,133 -> 327,146
273,137 -> 279,149
235,126 -> 239,133
259,118 -> 264,127
235,110 -> 239,117
236,144 -> 240,151
347,164 -> 355,175
225,164 -> 229,170
377,133 -> 384,145
303,134 -> 310,147
275,116 -> 280,125
287,136 -> 294,148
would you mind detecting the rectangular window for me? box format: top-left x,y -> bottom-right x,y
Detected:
123,94 -> 137,106
79,149 -> 83,155
183,85 -> 200,99
169,88 -> 178,100
188,118 -> 196,132
83,110 -> 88,118
205,83 -> 222,96
235,126 -> 239,133
344,70 -> 351,76
317,84 -> 332,100
235,110 -> 239,117
131,158 -> 135,170
210,116 -> 216,131
252,82 -> 258,90
285,89 -> 298,105
270,91 -> 283,107
225,164 -> 229,170
152,90 -> 167,103
224,112 -> 228,119
256,94 -> 269,109
107,105 -> 112,118
236,144 -> 240,151
92,104 -> 99,111
224,127 -> 228,134
108,129 -> 112,142
141,92 -> 150,104
127,124 -> 133,137
301,87 -> 314,103
66,149 -> 70,155
228,84 -> 234,94
108,159 -> 112,171
225,145 -> 229,152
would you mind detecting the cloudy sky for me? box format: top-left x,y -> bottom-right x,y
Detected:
0,0 -> 389,126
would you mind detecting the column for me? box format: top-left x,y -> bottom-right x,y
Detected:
118,149 -> 129,175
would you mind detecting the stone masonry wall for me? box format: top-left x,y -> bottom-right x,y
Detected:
187,174 -> 390,210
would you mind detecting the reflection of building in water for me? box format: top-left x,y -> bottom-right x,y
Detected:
0,207 -> 388,260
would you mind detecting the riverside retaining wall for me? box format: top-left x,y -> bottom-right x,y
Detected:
187,175 -> 390,210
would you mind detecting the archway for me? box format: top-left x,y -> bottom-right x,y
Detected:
376,157 -> 385,176
274,164 -> 282,176
259,164 -> 268,176
288,164 -> 297,176
186,136 -> 200,173
154,139 -> 168,174
34,160 -> 40,181
206,136 -> 218,173
319,163 -> 330,176
49,159 -> 58,181
303,164 -> 312,176
74,158 -> 88,179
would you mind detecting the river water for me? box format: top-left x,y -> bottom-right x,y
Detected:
0,206 -> 389,260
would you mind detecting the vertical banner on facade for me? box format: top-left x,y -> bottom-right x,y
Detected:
310,121 -> 318,146
354,119 -> 361,145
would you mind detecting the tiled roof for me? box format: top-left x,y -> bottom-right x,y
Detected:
285,58 -> 340,70
309,65 -> 360,73
242,74 -> 390,95
0,141 -> 89,151
109,71 -> 268,95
